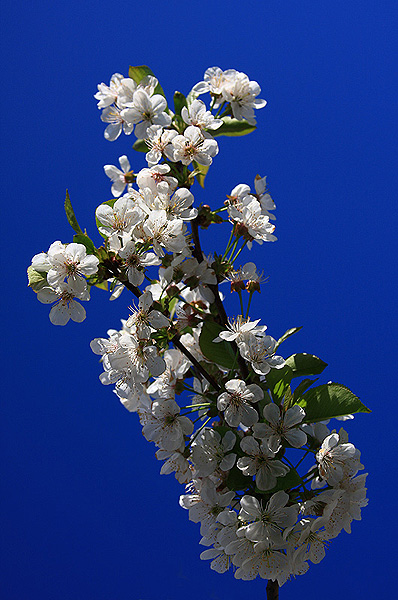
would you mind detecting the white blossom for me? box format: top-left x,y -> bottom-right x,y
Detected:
126,291 -> 169,338
94,73 -> 124,108
239,334 -> 285,375
100,105 -> 134,141
104,155 -> 133,197
169,126 -> 218,166
253,403 -> 307,452
143,398 -> 193,451
217,379 -> 263,427
239,492 -> 297,544
237,436 -> 289,490
121,89 -> 171,139
37,278 -> 89,326
316,433 -> 357,486
181,99 -> 223,132
191,428 -> 236,477
46,242 -> 99,288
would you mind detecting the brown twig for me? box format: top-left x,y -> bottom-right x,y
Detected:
103,258 -> 221,392
190,218 -> 250,380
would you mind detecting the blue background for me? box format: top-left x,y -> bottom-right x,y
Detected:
1,1 -> 397,598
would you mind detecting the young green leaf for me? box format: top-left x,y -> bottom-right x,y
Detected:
133,138 -> 149,153
27,266 -> 48,293
298,382 -> 371,423
193,160 -> 210,188
128,65 -> 166,98
199,321 -> 237,369
275,326 -> 303,350
64,190 -> 83,235
73,233 -> 97,256
211,117 -> 256,137
285,353 -> 327,377
173,91 -> 188,116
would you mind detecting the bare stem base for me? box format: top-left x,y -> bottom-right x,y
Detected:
266,580 -> 279,600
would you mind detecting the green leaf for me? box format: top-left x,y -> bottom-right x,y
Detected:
128,65 -> 166,98
96,199 -> 116,239
258,468 -> 303,494
199,321 -> 237,369
133,138 -> 149,153
226,466 -> 252,491
73,233 -> 97,256
292,378 -> 318,402
275,326 -> 303,350
94,280 -> 108,291
192,160 -> 210,188
212,117 -> 256,138
168,296 -> 179,319
173,91 -> 187,116
265,366 -> 293,404
64,190 -> 83,235
27,266 -> 47,292
298,382 -> 371,423
285,353 -> 328,377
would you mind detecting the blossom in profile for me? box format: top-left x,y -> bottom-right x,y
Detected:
104,155 -> 133,197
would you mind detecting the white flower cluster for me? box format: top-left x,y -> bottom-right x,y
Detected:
95,73 -> 171,141
90,296 -> 368,586
30,242 -> 99,325
215,316 -> 285,375
180,427 -> 367,585
226,176 -> 277,248
97,164 -> 193,265
193,67 -> 267,125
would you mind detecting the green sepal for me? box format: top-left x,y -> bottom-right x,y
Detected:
173,91 -> 188,116
27,266 -> 48,293
199,321 -> 237,369
211,117 -> 256,138
96,198 -> 116,239
73,233 -> 97,256
128,65 -> 166,98
133,138 -> 149,153
275,326 -> 303,350
192,160 -> 210,188
285,353 -> 327,377
298,382 -> 371,423
64,190 -> 83,235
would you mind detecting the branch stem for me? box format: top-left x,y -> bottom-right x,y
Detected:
266,580 -> 279,600
103,258 -> 221,392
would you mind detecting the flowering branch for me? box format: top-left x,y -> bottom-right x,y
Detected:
28,64 -> 370,595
